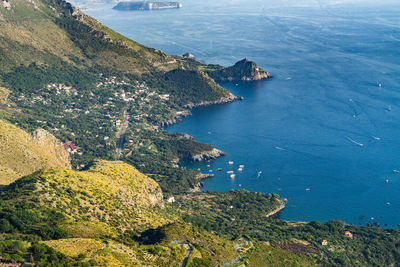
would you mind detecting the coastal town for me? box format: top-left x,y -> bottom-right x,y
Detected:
11,74 -> 191,169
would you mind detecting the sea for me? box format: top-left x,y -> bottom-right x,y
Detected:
82,0 -> 400,227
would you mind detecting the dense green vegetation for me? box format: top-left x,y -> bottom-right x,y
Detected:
0,239 -> 95,266
2,62 -> 97,92
177,190 -> 284,240
244,241 -> 315,266
0,173 -> 68,239
143,69 -> 230,106
137,222 -> 238,266
177,191 -> 400,266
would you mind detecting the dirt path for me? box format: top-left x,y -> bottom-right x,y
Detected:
115,108 -> 130,160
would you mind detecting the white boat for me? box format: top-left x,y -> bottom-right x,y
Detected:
230,174 -> 236,178
227,170 -> 234,174
228,161 -> 234,165
306,188 -> 311,191
379,83 -> 382,88
257,171 -> 262,178
239,165 -> 244,168
207,164 -> 210,167
209,170 -> 213,172
238,168 -> 243,172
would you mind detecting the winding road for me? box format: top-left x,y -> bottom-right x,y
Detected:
84,241 -> 109,262
173,236 -> 250,267
182,243 -> 192,267
115,108 -> 130,160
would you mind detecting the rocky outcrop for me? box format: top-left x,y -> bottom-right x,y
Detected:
207,58 -> 272,81
192,148 -> 227,161
183,53 -> 195,59
0,120 -> 71,185
190,173 -> 215,192
266,198 -> 288,218
156,110 -> 192,127
113,1 -> 182,11
184,94 -> 242,109
33,128 -> 71,169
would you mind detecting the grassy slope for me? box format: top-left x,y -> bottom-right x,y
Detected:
3,160 -> 168,233
0,119 -> 70,185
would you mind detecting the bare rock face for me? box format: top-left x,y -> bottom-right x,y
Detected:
0,120 -> 70,185
207,58 -> 272,81
32,128 -> 71,169
192,148 -> 227,161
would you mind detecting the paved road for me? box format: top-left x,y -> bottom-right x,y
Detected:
182,244 -> 192,267
84,241 -> 109,262
115,108 -> 130,160
170,241 -> 192,267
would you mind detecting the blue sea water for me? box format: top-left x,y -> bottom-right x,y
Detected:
83,0 -> 400,227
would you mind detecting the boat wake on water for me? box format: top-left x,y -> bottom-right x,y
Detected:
346,137 -> 364,147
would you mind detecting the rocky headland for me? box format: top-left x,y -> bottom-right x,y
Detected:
113,1 -> 182,11
190,173 -> 215,192
206,58 -> 272,81
184,94 -> 242,109
192,148 -> 227,161
266,198 -> 288,218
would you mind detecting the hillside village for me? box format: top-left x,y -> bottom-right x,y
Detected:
9,72 -> 185,170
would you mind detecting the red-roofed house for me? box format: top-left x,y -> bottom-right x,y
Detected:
345,231 -> 353,239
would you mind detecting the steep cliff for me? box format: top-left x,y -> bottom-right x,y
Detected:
0,119 -> 70,185
206,58 -> 272,81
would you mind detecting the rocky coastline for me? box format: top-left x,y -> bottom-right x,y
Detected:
190,173 -> 215,192
113,1 -> 182,11
192,148 -> 227,161
206,58 -> 272,82
158,94 -> 242,127
157,110 -> 192,127
184,94 -> 242,109
266,199 -> 288,218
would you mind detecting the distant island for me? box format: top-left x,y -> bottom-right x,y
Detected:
113,1 -> 182,10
